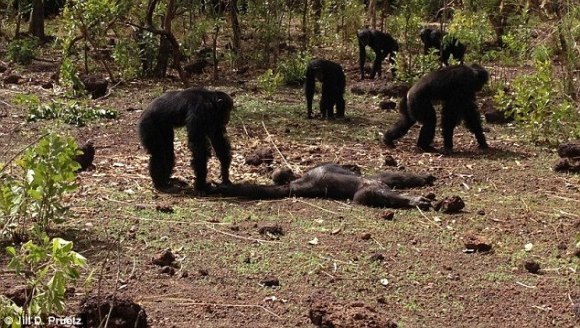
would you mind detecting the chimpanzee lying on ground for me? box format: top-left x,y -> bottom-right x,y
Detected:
383,64 -> 489,154
419,28 -> 466,65
305,59 -> 346,119
357,28 -> 399,79
214,164 -> 435,209
139,87 -> 234,192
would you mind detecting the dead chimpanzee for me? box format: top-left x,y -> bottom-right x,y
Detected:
357,28 -> 399,79
419,28 -> 466,66
383,64 -> 489,154
305,59 -> 346,119
214,164 -> 435,209
138,87 -> 234,191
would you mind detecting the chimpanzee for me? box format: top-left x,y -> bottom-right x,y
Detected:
357,28 -> 399,79
383,64 -> 489,154
305,59 -> 346,119
419,28 -> 466,65
214,164 -> 435,209
138,87 -> 234,191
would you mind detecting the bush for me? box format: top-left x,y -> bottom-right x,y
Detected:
6,37 -> 39,65
257,69 -> 283,96
494,59 -> 580,144
4,236 -> 87,322
277,52 -> 312,86
0,134 -> 80,239
15,95 -> 118,127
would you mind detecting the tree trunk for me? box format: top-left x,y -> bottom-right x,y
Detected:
367,0 -> 377,29
312,0 -> 322,35
28,0 -> 45,40
228,0 -> 241,67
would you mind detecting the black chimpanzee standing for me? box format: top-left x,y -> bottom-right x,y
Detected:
357,28 -> 399,79
383,64 -> 489,154
419,28 -> 466,65
305,58 -> 346,119
138,87 -> 234,191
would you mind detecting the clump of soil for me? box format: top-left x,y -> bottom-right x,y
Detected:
378,210 -> 395,221
272,167 -> 297,185
151,249 -> 178,268
4,74 -> 21,84
434,196 -> 465,213
309,293 -> 398,328
557,141 -> 580,158
245,148 -> 274,166
260,277 -> 280,287
553,158 -> 580,173
79,294 -> 147,328
523,260 -> 541,274
155,204 -> 174,214
383,156 -> 397,167
258,225 -> 284,239
463,233 -> 492,253
350,81 -> 410,98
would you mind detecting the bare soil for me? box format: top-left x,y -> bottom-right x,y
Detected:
0,60 -> 579,328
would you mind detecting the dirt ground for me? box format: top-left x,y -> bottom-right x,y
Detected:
1,60 -> 579,328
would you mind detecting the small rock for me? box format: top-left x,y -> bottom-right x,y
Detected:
424,192 -> 437,200
477,209 -> 485,215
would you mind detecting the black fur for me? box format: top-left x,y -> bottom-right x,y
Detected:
383,64 -> 489,153
357,28 -> 399,79
305,59 -> 346,119
215,164 -> 434,209
138,87 -> 234,191
419,28 -> 466,65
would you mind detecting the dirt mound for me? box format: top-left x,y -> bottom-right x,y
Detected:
79,294 -> 147,328
309,293 -> 397,328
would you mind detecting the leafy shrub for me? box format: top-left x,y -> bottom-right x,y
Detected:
59,58 -> 85,97
112,39 -> 141,80
4,236 -> 87,322
0,134 -> 80,238
494,59 -> 580,144
447,10 -> 495,62
277,52 -> 312,86
257,69 -> 283,96
18,96 -> 118,127
6,37 -> 39,65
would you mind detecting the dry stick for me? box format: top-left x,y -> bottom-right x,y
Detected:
233,112 -> 250,137
140,298 -> 281,319
295,199 -> 339,215
261,121 -> 298,173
